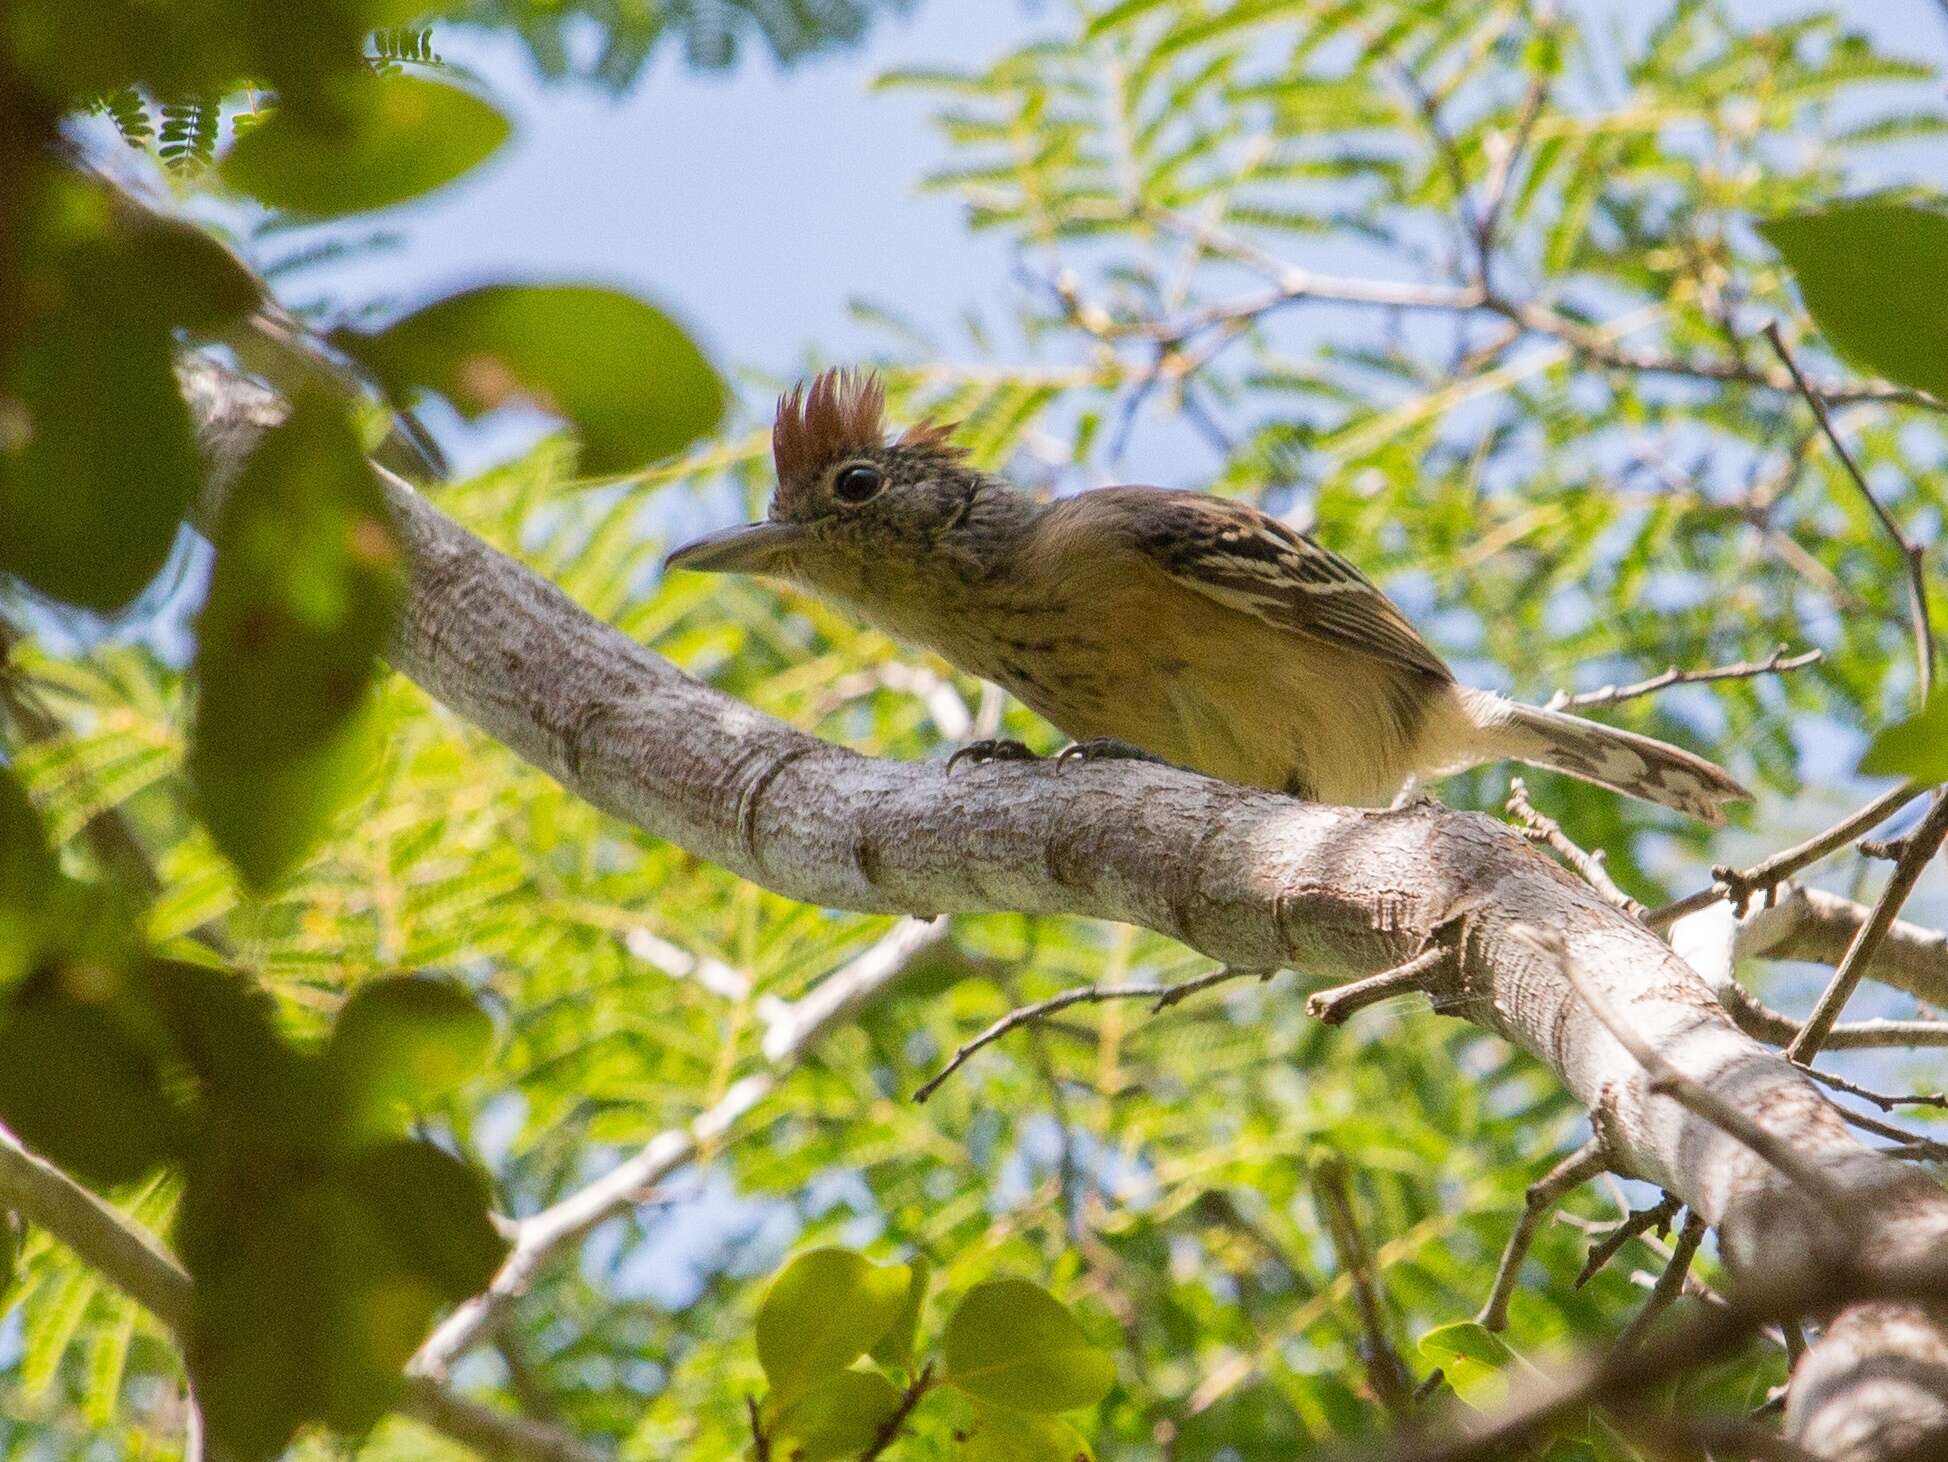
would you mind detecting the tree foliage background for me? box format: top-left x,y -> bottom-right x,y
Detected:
1,0 -> 1945,1458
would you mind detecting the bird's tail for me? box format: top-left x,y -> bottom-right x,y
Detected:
1459,689 -> 1750,825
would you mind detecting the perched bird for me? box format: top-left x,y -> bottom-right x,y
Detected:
666,369 -> 1749,824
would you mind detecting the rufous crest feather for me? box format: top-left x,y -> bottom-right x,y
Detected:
771,369 -> 962,485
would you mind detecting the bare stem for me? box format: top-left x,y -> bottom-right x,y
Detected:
1306,947 -> 1453,1026
1614,1208 -> 1709,1351
912,965 -> 1273,1103
1787,791 -> 1948,1061
1478,1139 -> 1610,1330
1762,321 -> 1936,699
1507,780 -> 1643,917
1545,645 -> 1822,713
1313,1156 -> 1416,1420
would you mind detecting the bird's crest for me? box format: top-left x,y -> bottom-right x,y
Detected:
772,369 -> 962,486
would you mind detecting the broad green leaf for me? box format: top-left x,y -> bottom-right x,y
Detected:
325,976 -> 494,1128
1418,1321 -> 1516,1410
339,283 -> 725,475
0,772 -> 56,985
0,174 -> 262,612
755,1248 -> 911,1400
186,391 -> 405,888
964,1403 -> 1095,1462
191,1141 -> 505,1458
223,74 -> 511,216
1860,690 -> 1948,782
871,1253 -> 930,1371
767,1367 -> 904,1462
942,1279 -> 1115,1413
336,1140 -> 509,1301
0,980 -> 181,1187
1760,204 -> 1948,401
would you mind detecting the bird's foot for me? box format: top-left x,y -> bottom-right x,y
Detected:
1056,738 -> 1166,768
1388,779 -> 1444,812
947,738 -> 1038,772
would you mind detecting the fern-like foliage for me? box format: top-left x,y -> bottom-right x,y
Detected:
92,87 -> 154,149
156,93 -> 221,175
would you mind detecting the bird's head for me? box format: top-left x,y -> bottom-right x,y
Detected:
664,369 -> 983,593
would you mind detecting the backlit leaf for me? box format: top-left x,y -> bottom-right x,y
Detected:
756,1248 -> 911,1401
943,1279 -> 1115,1413
340,283 -> 724,475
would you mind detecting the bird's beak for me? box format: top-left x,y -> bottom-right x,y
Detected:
664,520 -> 805,575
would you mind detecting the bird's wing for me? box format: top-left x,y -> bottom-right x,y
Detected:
1060,488 -> 1454,682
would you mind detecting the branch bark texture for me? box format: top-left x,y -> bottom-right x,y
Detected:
182,360 -> 1948,1460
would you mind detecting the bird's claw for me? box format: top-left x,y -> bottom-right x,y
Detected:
1056,738 -> 1165,768
947,738 -> 1038,772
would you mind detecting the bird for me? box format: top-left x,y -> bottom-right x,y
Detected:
666,369 -> 1750,824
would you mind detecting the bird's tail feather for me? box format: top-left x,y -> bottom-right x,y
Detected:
1460,690 -> 1750,825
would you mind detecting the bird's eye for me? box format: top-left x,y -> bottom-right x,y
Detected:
832,463 -> 884,504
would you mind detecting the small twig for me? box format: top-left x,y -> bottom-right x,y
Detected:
1831,1105 -> 1948,1163
1573,1193 -> 1683,1289
1313,1156 -> 1416,1420
860,1364 -> 935,1460
746,1396 -> 771,1462
1545,646 -> 1822,713
912,966 -> 1271,1103
1793,1061 -> 1948,1113
1613,1208 -> 1708,1351
1506,779 -> 1643,918
1787,790 -> 1948,1061
1762,321 -> 1935,700
1478,1139 -> 1609,1330
1719,980 -> 1948,1050
1513,927 -> 1854,1226
1305,947 -> 1454,1026
1650,780 -> 1927,926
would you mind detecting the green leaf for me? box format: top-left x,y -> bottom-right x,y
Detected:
1860,689 -> 1948,782
190,1141 -> 506,1459
1760,203 -> 1948,401
871,1253 -> 930,1371
223,74 -> 511,216
1418,1321 -> 1516,1410
767,1368 -> 904,1462
186,391 -> 406,889
339,283 -> 725,475
336,1140 -> 509,1301
963,1403 -> 1095,1462
325,976 -> 493,1129
755,1248 -> 911,1401
0,978 -> 181,1187
942,1279 -> 1115,1414
0,772 -> 57,986
0,174 -> 263,612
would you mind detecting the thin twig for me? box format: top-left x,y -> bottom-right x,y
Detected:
1613,1208 -> 1708,1351
1572,1193 -> 1683,1289
746,1396 -> 770,1462
1513,927 -> 1854,1226
1313,1156 -> 1416,1420
1762,321 -> 1936,699
860,1364 -> 934,1460
1830,1104 -> 1948,1162
1305,947 -> 1453,1026
1793,1061 -> 1948,1112
1545,646 -> 1822,712
1478,1139 -> 1609,1330
912,965 -> 1272,1103
1650,780 -> 1927,926
1507,779 -> 1643,918
1719,980 -> 1948,1050
1787,790 -> 1948,1061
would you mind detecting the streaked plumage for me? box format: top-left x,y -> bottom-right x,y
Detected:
666,369 -> 1750,824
